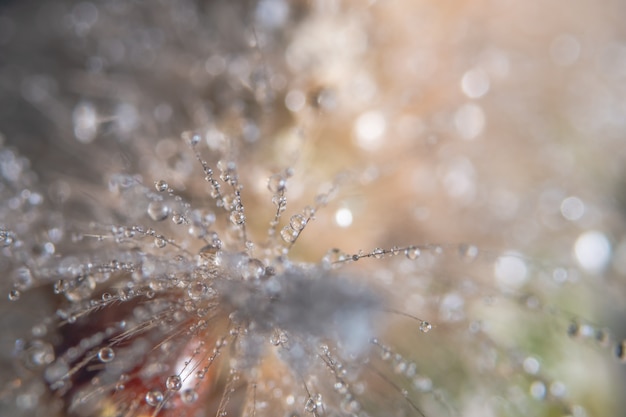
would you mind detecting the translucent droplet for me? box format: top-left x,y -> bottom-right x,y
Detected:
419,321 -> 432,333
280,226 -> 298,243
187,282 -> 208,300
13,267 -> 33,290
529,380 -> 546,400
230,211 -> 245,225
268,173 -> 286,193
180,389 -> 198,404
334,381 -> 347,394
53,279 -> 69,294
459,244 -> 479,262
289,214 -> 307,231
147,201 -> 170,221
65,275 -> 96,302
172,213 -> 184,225
166,375 -> 182,391
145,390 -> 163,406
241,258 -> 265,281
405,246 -> 421,260
373,248 -> 385,259
304,398 -> 317,413
8,289 -> 20,301
154,237 -> 167,248
97,347 -> 115,363
155,180 -> 168,192
24,340 -> 55,368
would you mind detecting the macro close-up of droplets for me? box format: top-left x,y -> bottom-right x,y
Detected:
1,0 -> 626,416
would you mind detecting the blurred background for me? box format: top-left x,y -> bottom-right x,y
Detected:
1,0 -> 626,416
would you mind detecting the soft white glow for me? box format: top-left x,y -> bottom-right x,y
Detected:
461,68 -> 490,99
574,231 -> 611,273
454,103 -> 485,140
354,111 -> 386,151
560,196 -> 585,221
285,89 -> 306,112
334,208 -> 353,228
494,254 -> 528,289
73,102 -> 98,143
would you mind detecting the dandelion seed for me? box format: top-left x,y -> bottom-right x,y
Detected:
0,2 -> 623,417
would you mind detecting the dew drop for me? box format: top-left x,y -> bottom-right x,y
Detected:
280,226 -> 298,243
155,180 -> 169,192
65,275 -> 96,302
187,282 -> 208,300
230,211 -> 245,225
373,248 -> 385,259
24,341 -> 55,368
529,380 -> 546,400
268,173 -> 287,193
405,246 -> 421,260
147,201 -> 170,221
13,267 -> 33,290
172,213 -> 184,224
8,289 -> 20,301
304,398 -> 317,413
459,244 -> 479,262
166,375 -> 182,391
419,321 -> 432,333
180,388 -> 198,404
241,258 -> 265,281
154,237 -> 167,248
145,390 -> 163,406
181,132 -> 202,146
97,347 -> 115,363
289,214 -> 307,231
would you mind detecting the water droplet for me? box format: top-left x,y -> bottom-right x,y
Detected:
529,380 -> 546,400
8,289 -> 20,301
230,211 -> 245,225
145,390 -> 163,406
172,213 -> 184,224
290,214 -> 307,231
405,246 -> 421,260
155,180 -> 168,192
304,398 -> 317,413
419,321 -> 432,333
180,389 -> 198,404
53,279 -> 68,295
459,244 -> 479,262
334,381 -> 347,394
240,258 -> 265,281
268,173 -> 287,193
24,341 -> 55,368
12,267 -> 33,290
154,237 -> 167,248
65,275 -> 96,302
97,347 -> 115,363
166,375 -> 182,391
373,248 -> 385,259
187,282 -> 208,300
280,226 -> 298,243
147,201 -> 170,221
181,131 -> 202,145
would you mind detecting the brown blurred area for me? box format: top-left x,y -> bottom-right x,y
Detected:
1,0 -> 626,416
